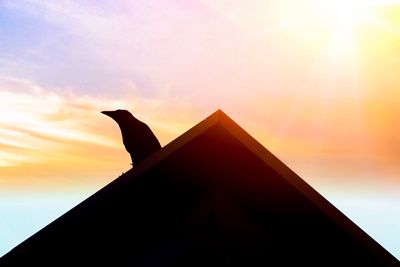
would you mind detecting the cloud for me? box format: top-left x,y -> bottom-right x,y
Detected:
1,73 -> 399,190
0,76 -> 200,188
1,1 -> 400,190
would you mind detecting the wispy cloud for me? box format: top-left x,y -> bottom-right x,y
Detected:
1,1 -> 400,260
0,76 -> 199,188
0,72 -> 399,190
1,0 -> 400,190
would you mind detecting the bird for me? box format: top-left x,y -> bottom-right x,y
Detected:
101,109 -> 161,166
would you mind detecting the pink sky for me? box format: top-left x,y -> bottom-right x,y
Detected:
0,0 -> 399,259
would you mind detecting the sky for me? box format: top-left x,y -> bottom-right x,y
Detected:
0,0 -> 399,259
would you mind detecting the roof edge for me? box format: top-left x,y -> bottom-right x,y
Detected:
4,109 -> 399,265
216,112 -> 399,265
74,109 -> 226,197
1,109 -> 225,259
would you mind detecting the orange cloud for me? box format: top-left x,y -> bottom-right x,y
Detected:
0,77 -> 200,189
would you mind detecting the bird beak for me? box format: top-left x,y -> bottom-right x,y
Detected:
101,111 -> 113,116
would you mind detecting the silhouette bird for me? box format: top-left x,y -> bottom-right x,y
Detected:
101,109 -> 161,166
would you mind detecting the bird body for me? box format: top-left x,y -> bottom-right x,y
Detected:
101,110 -> 161,166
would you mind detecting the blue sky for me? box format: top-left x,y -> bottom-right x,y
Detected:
0,0 -> 399,259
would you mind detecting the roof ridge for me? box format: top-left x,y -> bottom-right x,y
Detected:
3,109 -> 398,265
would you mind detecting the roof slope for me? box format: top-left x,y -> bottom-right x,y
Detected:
1,110 -> 398,266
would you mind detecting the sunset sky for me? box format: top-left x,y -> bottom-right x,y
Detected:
0,0 -> 399,259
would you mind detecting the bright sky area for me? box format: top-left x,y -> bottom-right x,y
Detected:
0,0 -> 399,259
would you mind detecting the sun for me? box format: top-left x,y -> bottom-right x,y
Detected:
318,0 -> 400,63
271,0 -> 381,53
322,0 -> 372,27
321,0 -> 371,55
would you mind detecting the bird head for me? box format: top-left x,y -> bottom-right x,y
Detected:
101,109 -> 134,125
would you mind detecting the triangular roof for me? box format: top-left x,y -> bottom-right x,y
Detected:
1,110 -> 398,266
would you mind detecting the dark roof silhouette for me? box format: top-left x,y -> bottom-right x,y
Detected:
101,109 -> 161,165
1,110 -> 398,266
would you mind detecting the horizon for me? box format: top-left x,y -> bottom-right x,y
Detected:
0,0 -> 399,259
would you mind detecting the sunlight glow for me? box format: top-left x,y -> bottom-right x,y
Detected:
1,0 -> 400,259
314,0 -> 376,59
266,0 -> 400,60
323,0 -> 372,26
